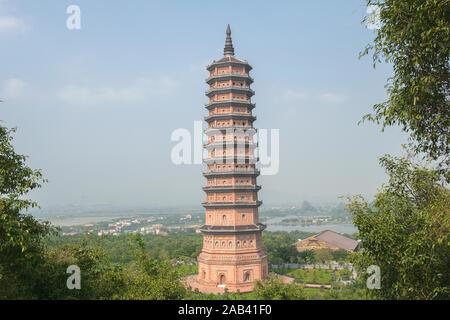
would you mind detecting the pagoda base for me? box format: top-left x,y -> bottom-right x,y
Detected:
185,275 -> 256,294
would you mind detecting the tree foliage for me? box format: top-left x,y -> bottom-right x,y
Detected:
331,249 -> 349,263
347,155 -> 449,299
263,231 -> 314,264
253,275 -> 306,300
0,124 -> 55,299
314,248 -> 333,264
39,241 -> 125,299
119,235 -> 187,300
298,250 -> 316,264
361,0 -> 450,178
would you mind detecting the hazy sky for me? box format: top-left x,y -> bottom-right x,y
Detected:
0,0 -> 409,209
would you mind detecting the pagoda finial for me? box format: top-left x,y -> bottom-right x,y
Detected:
224,24 -> 235,56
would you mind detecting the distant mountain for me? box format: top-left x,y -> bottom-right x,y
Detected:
300,200 -> 317,213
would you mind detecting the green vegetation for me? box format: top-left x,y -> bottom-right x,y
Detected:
361,0 -> 449,179
263,231 -> 313,264
253,275 -> 306,300
45,231 -> 348,268
176,265 -> 198,277
45,232 -> 203,265
304,281 -> 370,300
349,0 -> 450,300
0,125 -> 55,299
277,268 -> 341,285
346,155 -> 449,299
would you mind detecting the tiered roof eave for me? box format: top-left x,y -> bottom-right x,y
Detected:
206,56 -> 253,72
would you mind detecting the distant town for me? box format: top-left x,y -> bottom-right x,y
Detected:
60,213 -> 203,237
42,201 -> 357,237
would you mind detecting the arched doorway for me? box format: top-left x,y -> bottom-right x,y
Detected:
244,272 -> 250,282
219,274 -> 226,285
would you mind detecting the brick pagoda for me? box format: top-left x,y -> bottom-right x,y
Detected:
189,25 -> 268,293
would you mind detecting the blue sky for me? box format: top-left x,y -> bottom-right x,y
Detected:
0,0 -> 408,209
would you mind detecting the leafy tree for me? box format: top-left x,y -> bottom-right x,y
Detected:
263,232 -> 312,264
360,0 -> 450,178
332,249 -> 349,263
346,155 -> 449,299
40,241 -> 125,299
314,248 -> 333,264
253,275 -> 306,300
0,124 -> 55,299
322,279 -> 370,300
119,235 -> 187,300
297,250 -> 316,264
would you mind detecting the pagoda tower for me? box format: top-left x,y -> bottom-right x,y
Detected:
195,25 -> 268,293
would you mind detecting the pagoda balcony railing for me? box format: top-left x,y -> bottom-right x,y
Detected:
202,185 -> 261,192
204,156 -> 258,164
205,100 -> 255,108
204,167 -> 259,173
206,155 -> 256,160
206,72 -> 254,83
203,168 -> 260,176
204,141 -> 257,149
204,126 -> 257,135
201,200 -> 263,208
208,110 -> 251,116
204,113 -> 256,122
199,223 -> 266,234
205,86 -> 255,96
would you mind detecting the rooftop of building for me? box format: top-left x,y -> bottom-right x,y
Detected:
294,229 -> 360,252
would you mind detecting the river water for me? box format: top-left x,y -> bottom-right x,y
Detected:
264,216 -> 358,234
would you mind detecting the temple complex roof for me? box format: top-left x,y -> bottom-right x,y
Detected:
294,230 -> 360,252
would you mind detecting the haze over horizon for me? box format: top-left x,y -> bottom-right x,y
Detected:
1,0 -> 409,211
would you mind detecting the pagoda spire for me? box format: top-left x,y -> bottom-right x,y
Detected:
224,24 -> 235,56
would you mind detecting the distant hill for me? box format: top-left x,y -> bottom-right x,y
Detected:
300,201 -> 317,213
